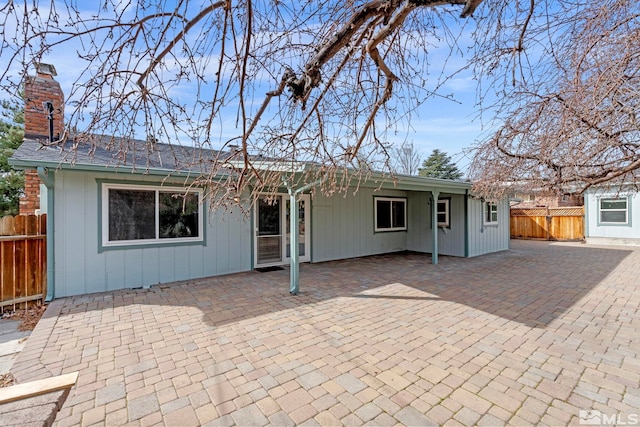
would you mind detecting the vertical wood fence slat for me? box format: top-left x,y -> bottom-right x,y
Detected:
510,207 -> 584,241
0,214 -> 47,308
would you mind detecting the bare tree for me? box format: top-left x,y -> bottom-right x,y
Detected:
469,1 -> 640,197
1,0 -> 638,205
392,141 -> 421,175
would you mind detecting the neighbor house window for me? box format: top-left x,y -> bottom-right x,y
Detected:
599,197 -> 628,225
484,201 -> 498,225
102,183 -> 203,247
375,197 -> 407,232
437,199 -> 450,228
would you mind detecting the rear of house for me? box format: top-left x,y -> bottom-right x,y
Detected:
10,64 -> 510,298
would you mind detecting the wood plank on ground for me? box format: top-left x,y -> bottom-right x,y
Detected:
0,372 -> 78,405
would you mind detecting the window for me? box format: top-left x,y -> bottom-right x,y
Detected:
375,197 -> 406,232
599,197 -> 628,225
437,199 -> 450,228
102,183 -> 203,247
484,201 -> 498,224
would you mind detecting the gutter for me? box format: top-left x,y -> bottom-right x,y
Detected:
37,166 -> 55,302
10,158 -> 232,180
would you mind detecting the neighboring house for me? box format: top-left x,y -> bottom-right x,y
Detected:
10,64 -> 510,299
509,190 -> 583,208
584,185 -> 640,246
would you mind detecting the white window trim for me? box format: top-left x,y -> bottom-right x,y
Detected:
484,201 -> 499,225
437,199 -> 450,228
374,197 -> 407,232
598,197 -> 629,225
101,182 -> 204,248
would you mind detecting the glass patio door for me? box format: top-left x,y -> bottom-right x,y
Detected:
256,197 -> 282,265
255,194 -> 310,267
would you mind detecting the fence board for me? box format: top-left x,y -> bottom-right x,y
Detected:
0,214 -> 47,308
510,207 -> 584,241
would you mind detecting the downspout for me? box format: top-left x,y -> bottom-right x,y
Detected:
286,177 -> 326,295
37,166 -> 55,302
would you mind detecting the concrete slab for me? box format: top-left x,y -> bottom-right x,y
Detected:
0,319 -> 30,375
0,390 -> 67,427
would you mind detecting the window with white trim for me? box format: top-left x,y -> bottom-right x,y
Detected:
437,199 -> 450,228
102,183 -> 203,247
599,197 -> 628,224
484,201 -> 498,225
375,197 -> 407,232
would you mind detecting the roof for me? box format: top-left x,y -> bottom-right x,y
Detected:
10,134 -> 473,193
10,134 -> 231,176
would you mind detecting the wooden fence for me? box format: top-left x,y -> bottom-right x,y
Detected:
510,207 -> 584,241
0,214 -> 47,309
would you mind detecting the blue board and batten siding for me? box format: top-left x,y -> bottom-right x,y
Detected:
48,169 -> 509,297
312,190 -> 501,261
311,188 -> 408,262
53,170 -> 252,297
406,192 -> 466,257
466,198 -> 510,257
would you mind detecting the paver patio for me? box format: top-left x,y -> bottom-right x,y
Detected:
10,240 -> 640,426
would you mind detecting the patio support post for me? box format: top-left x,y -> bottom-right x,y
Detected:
285,176 -> 326,295
431,190 -> 440,265
288,187 -> 300,295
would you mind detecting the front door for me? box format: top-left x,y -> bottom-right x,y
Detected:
255,194 -> 310,267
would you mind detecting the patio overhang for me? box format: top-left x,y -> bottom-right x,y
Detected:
280,168 -> 473,294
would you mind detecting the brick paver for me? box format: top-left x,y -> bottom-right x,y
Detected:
11,240 -> 640,425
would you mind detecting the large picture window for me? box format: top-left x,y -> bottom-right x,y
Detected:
599,197 -> 629,225
102,183 -> 203,247
484,201 -> 499,225
375,197 -> 407,232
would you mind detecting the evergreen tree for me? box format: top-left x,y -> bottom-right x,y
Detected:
0,99 -> 25,216
418,149 -> 463,180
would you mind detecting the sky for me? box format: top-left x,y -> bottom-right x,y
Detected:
5,1 -> 495,175
48,55 -> 488,173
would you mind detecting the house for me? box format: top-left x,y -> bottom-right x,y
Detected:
10,64 -> 510,299
584,185 -> 640,246
509,190 -> 583,208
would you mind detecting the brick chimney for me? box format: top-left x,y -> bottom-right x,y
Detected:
24,62 -> 65,140
20,63 -> 65,215
19,170 -> 43,215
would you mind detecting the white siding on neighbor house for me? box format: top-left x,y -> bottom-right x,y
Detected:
53,170 -> 252,297
466,198 -> 510,257
311,188 -> 408,262
585,190 -> 640,241
406,192 -> 466,257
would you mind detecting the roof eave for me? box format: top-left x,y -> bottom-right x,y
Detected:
9,158 -> 231,180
